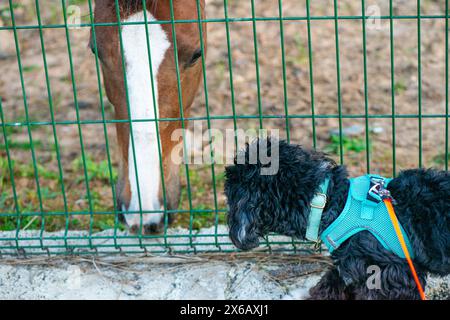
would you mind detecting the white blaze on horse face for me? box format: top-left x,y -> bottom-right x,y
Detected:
122,11 -> 170,228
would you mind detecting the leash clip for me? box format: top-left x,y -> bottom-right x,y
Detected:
368,177 -> 396,204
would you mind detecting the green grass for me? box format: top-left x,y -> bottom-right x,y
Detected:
0,157 -> 10,182
0,115 -> 44,151
72,155 -> 118,184
0,155 -> 227,232
22,65 -> 41,73
68,0 -> 88,5
0,139 -> 43,150
0,187 -> 62,231
0,3 -> 22,24
17,162 -> 59,180
287,34 -> 309,67
324,134 -> 367,155
432,151 -> 449,167
0,154 -> 118,232
394,80 -> 407,95
175,166 -> 227,230
0,191 -> 12,212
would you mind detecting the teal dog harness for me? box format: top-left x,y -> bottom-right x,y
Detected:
306,175 -> 414,259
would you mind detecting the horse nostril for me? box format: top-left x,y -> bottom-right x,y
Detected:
144,223 -> 161,234
129,225 -> 140,234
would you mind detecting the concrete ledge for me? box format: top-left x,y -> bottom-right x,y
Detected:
0,228 -> 448,300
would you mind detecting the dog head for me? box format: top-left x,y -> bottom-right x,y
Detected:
225,138 -> 333,250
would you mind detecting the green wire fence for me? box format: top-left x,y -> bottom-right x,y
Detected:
0,0 -> 448,256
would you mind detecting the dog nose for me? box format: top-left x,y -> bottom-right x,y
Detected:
230,234 -> 260,251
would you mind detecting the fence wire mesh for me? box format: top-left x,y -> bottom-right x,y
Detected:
0,0 -> 448,256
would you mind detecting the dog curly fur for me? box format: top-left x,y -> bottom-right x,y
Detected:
225,139 -> 450,300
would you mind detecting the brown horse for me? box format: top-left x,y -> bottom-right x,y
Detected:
90,0 -> 206,233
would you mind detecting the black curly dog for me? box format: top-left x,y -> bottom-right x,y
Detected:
225,139 -> 450,300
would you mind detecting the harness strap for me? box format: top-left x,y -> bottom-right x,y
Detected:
305,178 -> 330,242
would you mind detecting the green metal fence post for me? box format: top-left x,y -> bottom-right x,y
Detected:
194,0 -> 221,248
278,0 -> 290,143
34,0 -> 69,249
306,0 -> 317,149
250,0 -> 263,130
7,0 -> 45,242
446,0 -> 449,171
223,0 -> 239,151
86,0 -> 120,250
389,0 -> 397,177
168,0 -> 195,249
417,0 -> 423,168
113,0 -> 145,248
140,0 -> 170,248
361,0 -> 371,174
61,0 -> 95,249
333,0 -> 344,165
0,98 -> 21,251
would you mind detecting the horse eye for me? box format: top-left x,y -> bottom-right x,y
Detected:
187,48 -> 202,67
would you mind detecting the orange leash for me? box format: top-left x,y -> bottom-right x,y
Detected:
383,198 -> 427,300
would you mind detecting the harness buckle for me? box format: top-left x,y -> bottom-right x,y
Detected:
368,176 -> 394,203
311,193 -> 327,209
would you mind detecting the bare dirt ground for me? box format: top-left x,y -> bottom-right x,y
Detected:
0,1 -> 449,230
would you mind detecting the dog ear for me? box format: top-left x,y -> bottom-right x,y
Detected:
225,175 -> 261,250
